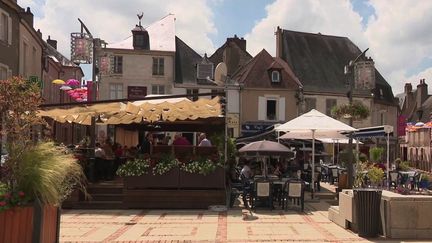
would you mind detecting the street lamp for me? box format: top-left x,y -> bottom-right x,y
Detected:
344,48 -> 369,188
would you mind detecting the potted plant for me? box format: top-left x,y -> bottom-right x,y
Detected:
367,166 -> 385,187
0,77 -> 86,243
119,155 -> 179,189
179,157 -> 224,189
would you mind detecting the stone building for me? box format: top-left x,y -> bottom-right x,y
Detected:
275,28 -> 398,131
399,79 -> 432,171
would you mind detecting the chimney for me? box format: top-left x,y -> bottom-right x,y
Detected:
37,29 -> 42,38
20,7 -> 34,27
416,79 -> 428,110
47,36 -> 57,50
227,35 -> 246,51
132,13 -> 149,50
404,83 -> 412,94
275,26 -> 282,58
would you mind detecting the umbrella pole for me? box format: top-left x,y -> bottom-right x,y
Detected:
311,129 -> 315,199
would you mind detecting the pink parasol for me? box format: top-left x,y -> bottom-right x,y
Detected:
66,79 -> 80,86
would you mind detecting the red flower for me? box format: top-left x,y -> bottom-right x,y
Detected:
0,201 -> 6,207
18,191 -> 25,197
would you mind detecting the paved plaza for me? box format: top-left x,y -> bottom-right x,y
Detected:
59,200 -> 418,243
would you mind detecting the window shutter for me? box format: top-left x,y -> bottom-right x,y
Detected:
258,96 -> 266,120
278,97 -> 285,121
7,16 -> 12,45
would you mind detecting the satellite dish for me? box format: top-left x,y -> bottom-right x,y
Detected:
214,62 -> 227,86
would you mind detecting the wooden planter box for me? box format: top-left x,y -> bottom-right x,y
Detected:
0,204 -> 59,243
124,167 -> 180,189
179,167 -> 225,189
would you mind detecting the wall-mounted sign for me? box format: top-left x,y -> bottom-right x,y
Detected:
127,86 -> 147,99
227,113 -> 239,127
70,33 -> 93,64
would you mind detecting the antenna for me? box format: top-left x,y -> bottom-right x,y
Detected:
137,12 -> 144,27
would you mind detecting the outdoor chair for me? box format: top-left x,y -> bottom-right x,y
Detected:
251,180 -> 273,210
282,179 -> 305,211
321,166 -> 329,182
389,171 -> 400,189
331,168 -> 339,184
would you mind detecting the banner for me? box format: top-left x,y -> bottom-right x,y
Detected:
398,115 -> 407,136
71,33 -> 93,64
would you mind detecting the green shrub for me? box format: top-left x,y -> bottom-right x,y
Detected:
181,157 -> 221,175
399,161 -> 410,171
152,154 -> 178,175
368,166 -> 385,186
358,153 -> 368,163
369,147 -> 384,163
116,158 -> 150,177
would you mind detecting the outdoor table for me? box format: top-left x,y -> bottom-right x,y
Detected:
399,171 -> 417,187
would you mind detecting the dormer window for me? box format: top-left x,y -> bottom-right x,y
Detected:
271,70 -> 280,83
197,54 -> 214,80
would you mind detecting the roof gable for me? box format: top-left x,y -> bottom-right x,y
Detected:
232,49 -> 301,89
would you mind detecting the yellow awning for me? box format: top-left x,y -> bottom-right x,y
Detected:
38,96 -> 222,125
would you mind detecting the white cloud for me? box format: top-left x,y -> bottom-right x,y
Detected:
245,0 -> 366,56
22,0 -> 216,75
245,0 -> 432,95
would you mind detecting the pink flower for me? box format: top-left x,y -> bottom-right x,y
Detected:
18,191 -> 25,197
0,201 -> 6,207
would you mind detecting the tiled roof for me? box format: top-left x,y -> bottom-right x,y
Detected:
174,36 -> 203,84
231,49 -> 301,89
280,29 -> 395,104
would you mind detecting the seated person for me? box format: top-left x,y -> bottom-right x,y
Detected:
198,133 -> 212,147
273,163 -> 283,177
172,133 -> 191,146
239,160 -> 253,208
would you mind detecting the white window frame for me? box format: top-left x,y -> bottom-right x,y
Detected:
109,83 -> 123,99
152,57 -> 164,76
0,9 -> 12,45
271,70 -> 280,83
0,63 -> 10,80
151,85 -> 165,95
258,95 -> 284,121
113,56 -> 123,74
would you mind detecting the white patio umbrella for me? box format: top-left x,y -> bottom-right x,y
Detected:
275,109 -> 357,197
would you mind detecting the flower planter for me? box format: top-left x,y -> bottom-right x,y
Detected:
0,206 -> 34,243
0,204 -> 59,243
179,167 -> 225,189
124,167 -> 180,189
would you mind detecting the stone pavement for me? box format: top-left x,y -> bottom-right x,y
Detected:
59,198 -> 421,243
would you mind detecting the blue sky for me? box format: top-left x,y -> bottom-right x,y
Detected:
20,0 -> 432,94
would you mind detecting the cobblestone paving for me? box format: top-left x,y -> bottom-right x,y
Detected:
60,204 -> 378,243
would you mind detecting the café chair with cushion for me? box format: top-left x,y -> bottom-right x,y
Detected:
251,180 -> 273,210
389,171 -> 401,189
282,179 -> 305,211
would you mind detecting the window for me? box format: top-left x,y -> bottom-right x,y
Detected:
152,57 -> 164,76
326,99 -> 337,116
380,112 -> 385,125
151,85 -> 165,95
0,65 -> 8,80
304,98 -> 316,112
113,56 -> 123,74
266,99 -> 277,120
187,89 -> 199,101
23,42 -> 28,77
32,47 -> 36,74
109,83 -> 123,99
271,70 -> 280,83
0,11 -> 11,44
